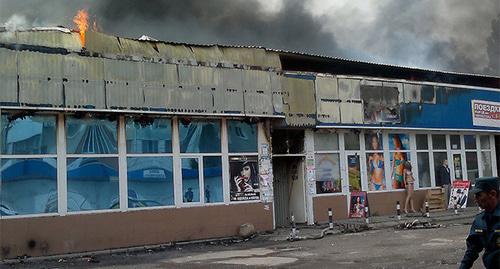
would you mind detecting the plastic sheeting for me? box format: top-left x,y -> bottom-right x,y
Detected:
270,72 -> 284,115
316,76 -> 340,123
242,70 -> 273,116
103,59 -> 144,109
16,31 -> 81,51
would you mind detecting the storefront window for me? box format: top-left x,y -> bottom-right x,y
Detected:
126,117 -> 172,153
465,152 -> 479,183
480,135 -> 490,150
347,155 -> 361,191
203,157 -> 223,203
416,134 -> 428,150
181,158 -> 200,203
315,154 -> 341,193
314,132 -> 339,151
227,120 -> 257,153
417,153 -> 431,187
450,135 -> 461,150
464,135 -> 476,150
66,116 -> 117,154
1,113 -> 58,217
432,135 -> 446,150
433,152 -> 448,182
67,157 -> 119,211
179,120 -> 220,153
127,157 -> 174,208
344,133 -> 360,150
0,158 -> 57,216
1,114 -> 57,155
480,151 -> 493,177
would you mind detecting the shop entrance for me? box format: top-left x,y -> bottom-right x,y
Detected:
272,157 -> 306,227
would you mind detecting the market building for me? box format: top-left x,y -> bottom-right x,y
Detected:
0,28 -> 498,259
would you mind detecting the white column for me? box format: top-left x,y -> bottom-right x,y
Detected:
410,133 -> 419,189
172,117 -> 183,207
118,115 -> 128,212
428,133 -> 436,187
221,118 -> 230,204
304,129 -> 315,225
490,135 -> 498,177
56,113 -> 67,216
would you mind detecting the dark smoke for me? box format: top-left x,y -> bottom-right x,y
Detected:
0,0 -> 498,76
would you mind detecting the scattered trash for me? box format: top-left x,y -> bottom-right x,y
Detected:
396,219 -> 441,230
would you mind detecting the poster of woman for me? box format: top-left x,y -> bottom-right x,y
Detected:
366,133 -> 385,191
350,191 -> 367,218
389,134 -> 410,189
230,157 -> 259,201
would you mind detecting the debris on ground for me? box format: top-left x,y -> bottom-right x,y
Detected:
396,219 -> 442,230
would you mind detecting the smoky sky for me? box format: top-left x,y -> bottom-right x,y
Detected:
0,0 -> 498,76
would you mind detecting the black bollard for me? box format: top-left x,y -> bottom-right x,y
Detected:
425,200 -> 430,218
396,201 -> 401,220
328,208 -> 334,230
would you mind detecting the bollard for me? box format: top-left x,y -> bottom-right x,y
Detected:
454,203 -> 458,215
396,201 -> 401,220
365,206 -> 370,224
425,200 -> 430,218
328,208 -> 334,230
291,214 -> 297,238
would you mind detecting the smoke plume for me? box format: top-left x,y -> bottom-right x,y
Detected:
0,0 -> 498,76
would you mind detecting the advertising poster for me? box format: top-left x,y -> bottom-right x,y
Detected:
471,100 -> 500,127
350,191 -> 367,218
366,152 -> 385,191
348,155 -> 361,191
230,156 -> 259,201
389,134 -> 410,189
448,180 -> 470,209
315,154 -> 341,193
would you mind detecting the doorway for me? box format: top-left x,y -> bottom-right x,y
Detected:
272,157 -> 306,227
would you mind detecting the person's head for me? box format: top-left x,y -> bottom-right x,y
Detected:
392,135 -> 402,150
471,177 -> 499,211
370,135 -> 380,150
442,159 -> 448,167
240,161 -> 255,181
403,161 -> 412,170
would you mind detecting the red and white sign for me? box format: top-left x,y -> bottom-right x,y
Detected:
448,180 -> 470,209
472,100 -> 500,127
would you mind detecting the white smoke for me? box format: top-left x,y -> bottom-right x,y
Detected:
3,14 -> 30,31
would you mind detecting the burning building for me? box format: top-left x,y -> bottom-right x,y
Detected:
0,24 -> 498,259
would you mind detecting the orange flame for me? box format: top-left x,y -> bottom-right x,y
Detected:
73,9 -> 89,47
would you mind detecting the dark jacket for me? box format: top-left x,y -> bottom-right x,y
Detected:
436,165 -> 451,186
459,202 -> 500,269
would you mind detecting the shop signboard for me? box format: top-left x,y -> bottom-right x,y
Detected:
230,156 -> 260,201
471,100 -> 500,128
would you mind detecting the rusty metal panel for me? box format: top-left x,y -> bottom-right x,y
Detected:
156,43 -> 196,64
242,70 -> 273,115
221,69 -> 244,114
338,78 -> 361,101
143,62 -> 179,110
16,31 -> 81,51
316,76 -> 340,123
282,76 -> 316,127
103,59 -> 144,109
190,46 -> 224,65
221,47 -> 281,70
85,31 -> 122,56
118,38 -> 160,60
340,102 -> 363,124
271,72 -> 284,115
0,48 -> 18,104
18,51 -> 63,106
63,55 -> 105,108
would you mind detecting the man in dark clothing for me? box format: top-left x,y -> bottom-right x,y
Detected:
459,177 -> 499,269
436,159 -> 451,207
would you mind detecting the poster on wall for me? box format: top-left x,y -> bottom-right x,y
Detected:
348,155 -> 361,191
315,154 -> 341,193
471,100 -> 500,128
230,156 -> 260,201
349,191 -> 367,218
448,180 -> 470,209
389,133 -> 410,189
367,152 -> 385,191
